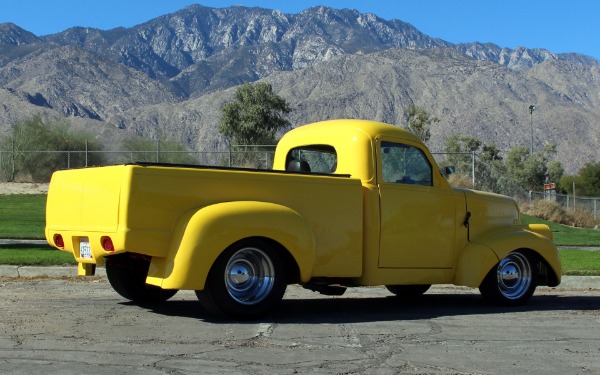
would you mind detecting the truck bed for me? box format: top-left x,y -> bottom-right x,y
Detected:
46,163 -> 365,278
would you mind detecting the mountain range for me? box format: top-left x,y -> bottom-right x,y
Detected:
1,4 -> 599,173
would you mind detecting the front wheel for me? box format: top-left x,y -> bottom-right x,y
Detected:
479,251 -> 538,306
196,239 -> 287,319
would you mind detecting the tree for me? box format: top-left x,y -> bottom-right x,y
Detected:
505,144 -> 562,192
561,161 -> 600,196
547,161 -> 565,190
443,135 -> 507,192
0,115 -> 104,182
219,82 -> 291,145
444,134 -> 482,176
403,104 -> 439,143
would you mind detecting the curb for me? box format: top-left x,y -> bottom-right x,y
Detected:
558,276 -> 600,289
0,265 -> 106,278
1,266 -> 599,289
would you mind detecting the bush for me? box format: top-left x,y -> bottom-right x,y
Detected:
521,199 -> 600,228
447,172 -> 472,188
1,115 -> 105,182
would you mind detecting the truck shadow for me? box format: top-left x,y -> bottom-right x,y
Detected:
137,292 -> 600,324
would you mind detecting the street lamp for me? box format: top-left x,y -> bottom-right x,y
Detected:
529,105 -> 535,154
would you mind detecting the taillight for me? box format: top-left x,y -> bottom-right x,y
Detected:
53,234 -> 65,249
101,236 -> 115,252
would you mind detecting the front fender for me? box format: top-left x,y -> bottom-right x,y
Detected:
455,225 -> 561,287
146,201 -> 316,290
454,242 -> 499,287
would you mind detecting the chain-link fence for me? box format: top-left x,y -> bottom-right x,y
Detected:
431,151 -> 529,201
0,146 -> 529,199
3,146 -> 588,213
0,145 -> 276,182
529,190 -> 600,217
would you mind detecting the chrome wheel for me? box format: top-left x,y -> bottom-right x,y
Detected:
496,252 -> 532,300
479,250 -> 538,306
196,239 -> 287,319
224,247 -> 276,305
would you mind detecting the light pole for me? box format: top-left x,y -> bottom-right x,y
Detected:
529,105 -> 535,154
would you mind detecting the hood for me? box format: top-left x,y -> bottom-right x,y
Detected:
455,188 -> 520,240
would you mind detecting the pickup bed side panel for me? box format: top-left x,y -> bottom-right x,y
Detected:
147,201 -> 316,290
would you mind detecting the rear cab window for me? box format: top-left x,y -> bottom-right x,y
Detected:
285,145 -> 338,174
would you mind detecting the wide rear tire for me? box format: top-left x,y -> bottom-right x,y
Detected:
196,239 -> 286,319
479,251 -> 538,306
105,253 -> 178,304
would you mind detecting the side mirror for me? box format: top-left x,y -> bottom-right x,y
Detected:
441,166 -> 455,177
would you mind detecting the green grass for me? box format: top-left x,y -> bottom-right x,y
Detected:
0,244 -> 76,266
0,194 -> 46,239
559,249 -> 600,276
521,214 -> 600,247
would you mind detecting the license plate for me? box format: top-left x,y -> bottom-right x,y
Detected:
79,238 -> 92,259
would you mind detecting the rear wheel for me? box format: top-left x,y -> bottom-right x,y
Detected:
196,239 -> 286,319
386,284 -> 431,297
479,251 -> 538,306
105,253 -> 177,304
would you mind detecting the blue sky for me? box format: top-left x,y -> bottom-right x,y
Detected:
2,1 -> 599,59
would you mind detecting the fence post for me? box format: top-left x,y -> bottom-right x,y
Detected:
156,140 -> 160,163
265,150 -> 269,169
85,140 -> 89,167
528,191 -> 532,204
471,151 -> 475,189
11,139 -> 15,181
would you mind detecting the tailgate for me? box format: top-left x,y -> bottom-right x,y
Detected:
45,165 -> 128,250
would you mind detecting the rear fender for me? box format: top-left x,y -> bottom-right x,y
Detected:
146,201 -> 316,290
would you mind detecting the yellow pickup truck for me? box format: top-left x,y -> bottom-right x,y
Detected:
46,119 -> 560,319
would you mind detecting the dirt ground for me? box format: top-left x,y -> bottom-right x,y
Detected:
0,182 -> 49,195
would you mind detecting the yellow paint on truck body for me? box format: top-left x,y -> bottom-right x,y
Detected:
46,119 -> 561,291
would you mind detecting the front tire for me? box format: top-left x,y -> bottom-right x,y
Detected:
196,239 -> 286,319
479,251 -> 538,306
105,253 -> 178,304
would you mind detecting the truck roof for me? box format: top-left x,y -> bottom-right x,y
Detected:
282,119 -> 423,145
274,119 -> 426,182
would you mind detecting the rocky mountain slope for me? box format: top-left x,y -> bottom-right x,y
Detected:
0,4 -> 599,173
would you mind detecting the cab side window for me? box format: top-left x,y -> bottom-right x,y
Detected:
381,141 -> 432,186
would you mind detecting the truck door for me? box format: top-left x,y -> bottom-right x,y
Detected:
377,140 -> 456,269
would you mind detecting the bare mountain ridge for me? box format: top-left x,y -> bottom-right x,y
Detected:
0,45 -> 177,121
0,5 -> 599,174
37,5 -> 598,96
117,48 -> 600,173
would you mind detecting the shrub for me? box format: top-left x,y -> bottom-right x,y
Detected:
521,199 -> 600,228
447,172 -> 472,188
